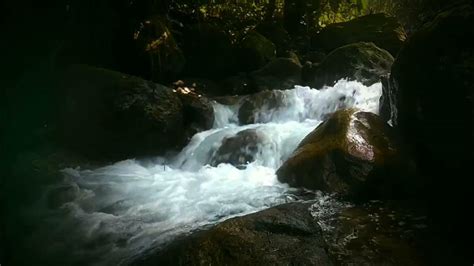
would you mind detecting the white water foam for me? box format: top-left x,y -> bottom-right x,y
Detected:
31,80 -> 382,265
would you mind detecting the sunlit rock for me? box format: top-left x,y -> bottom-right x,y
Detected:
277,109 -> 415,201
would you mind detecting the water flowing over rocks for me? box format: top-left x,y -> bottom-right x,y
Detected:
18,80 -> 384,265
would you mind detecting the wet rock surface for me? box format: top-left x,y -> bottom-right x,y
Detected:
238,90 -> 288,124
277,109 -> 415,201
133,203 -> 333,266
210,129 -> 264,167
135,199 -> 448,266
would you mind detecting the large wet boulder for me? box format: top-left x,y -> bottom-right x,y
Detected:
305,42 -> 394,89
379,4 -> 474,259
133,16 -> 185,82
58,65 -> 213,159
311,13 -> 406,56
237,31 -> 277,72
277,109 -> 414,201
210,129 -> 264,167
134,203 -> 332,266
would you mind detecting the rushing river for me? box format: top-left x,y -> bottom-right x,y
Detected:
28,80 -> 382,265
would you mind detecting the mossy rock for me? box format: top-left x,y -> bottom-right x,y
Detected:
312,13 -> 406,56
306,42 -> 394,89
250,54 -> 302,91
237,31 -> 276,72
277,109 -> 415,201
58,65 -> 213,160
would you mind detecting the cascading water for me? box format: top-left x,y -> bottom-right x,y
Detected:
28,80 -> 382,265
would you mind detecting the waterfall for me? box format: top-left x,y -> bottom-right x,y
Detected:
30,80 -> 382,265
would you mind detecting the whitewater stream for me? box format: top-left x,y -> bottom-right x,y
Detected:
28,80 -> 382,265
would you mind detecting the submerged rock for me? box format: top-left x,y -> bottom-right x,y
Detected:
58,65 -> 213,159
133,203 -> 332,266
277,109 -> 414,201
210,129 -> 264,167
306,42 -> 394,89
311,13 -> 406,56
238,90 -> 287,124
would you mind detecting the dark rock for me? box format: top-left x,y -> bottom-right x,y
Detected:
58,65 -> 213,159
174,87 -> 215,141
277,109 -> 415,201
133,16 -> 185,82
302,51 -> 326,64
238,90 -> 287,124
306,42 -> 394,89
250,55 -> 302,91
220,74 -> 256,95
133,203 -> 332,266
255,22 -> 291,56
212,95 -> 243,105
311,199 -> 448,265
237,31 -> 276,72
181,24 -> 237,78
311,13 -> 406,56
379,4 -> 474,260
210,129 -> 264,167
47,185 -> 80,209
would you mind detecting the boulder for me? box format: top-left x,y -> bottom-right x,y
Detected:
133,16 -> 185,83
58,65 -> 213,159
237,31 -> 276,72
250,54 -> 302,91
210,129 -> 264,167
133,203 -> 332,266
305,42 -> 394,89
255,22 -> 291,55
311,13 -> 406,56
135,201 -> 440,265
174,87 -> 215,140
379,4 -> 474,258
238,90 -> 287,124
277,109 -> 415,201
